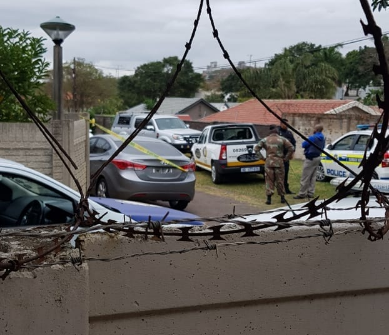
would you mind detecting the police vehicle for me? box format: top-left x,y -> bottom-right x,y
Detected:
316,124 -> 389,182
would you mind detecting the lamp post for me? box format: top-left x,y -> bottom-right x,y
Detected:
40,16 -> 75,120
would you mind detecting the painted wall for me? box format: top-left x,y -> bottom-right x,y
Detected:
0,116 -> 90,191
1,226 -> 388,335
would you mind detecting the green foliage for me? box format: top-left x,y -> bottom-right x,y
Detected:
371,0 -> 388,11
204,92 -> 225,103
232,43 -> 339,100
61,58 -> 123,113
0,27 -> 54,122
359,88 -> 383,106
117,56 -> 203,108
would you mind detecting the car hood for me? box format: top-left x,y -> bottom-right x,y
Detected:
159,129 -> 201,136
239,196 -> 385,224
330,177 -> 389,194
90,197 -> 203,226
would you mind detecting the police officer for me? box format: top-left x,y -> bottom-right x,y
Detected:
255,124 -> 294,205
279,118 -> 296,194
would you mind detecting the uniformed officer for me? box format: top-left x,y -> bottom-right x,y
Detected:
255,124 -> 294,205
279,118 -> 296,194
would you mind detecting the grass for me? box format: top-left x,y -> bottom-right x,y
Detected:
194,160 -> 336,209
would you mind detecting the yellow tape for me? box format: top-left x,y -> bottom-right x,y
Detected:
83,117 -> 188,172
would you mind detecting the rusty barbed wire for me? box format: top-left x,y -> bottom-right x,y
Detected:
18,227 -> 362,271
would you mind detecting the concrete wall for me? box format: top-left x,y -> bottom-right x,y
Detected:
1,225 -> 389,334
0,116 -> 90,191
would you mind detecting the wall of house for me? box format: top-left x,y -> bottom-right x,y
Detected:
184,104 -> 218,120
0,116 -> 90,191
188,109 -> 379,159
1,225 -> 389,335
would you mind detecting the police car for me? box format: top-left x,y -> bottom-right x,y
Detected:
316,124 -> 389,182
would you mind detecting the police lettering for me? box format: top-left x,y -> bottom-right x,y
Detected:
327,169 -> 346,177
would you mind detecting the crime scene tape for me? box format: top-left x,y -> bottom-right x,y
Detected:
84,117 -> 188,172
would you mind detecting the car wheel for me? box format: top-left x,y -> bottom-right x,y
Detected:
316,163 -> 328,182
169,200 -> 189,210
96,177 -> 109,198
211,162 -> 223,184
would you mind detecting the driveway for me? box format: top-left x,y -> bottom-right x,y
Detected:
154,190 -> 261,219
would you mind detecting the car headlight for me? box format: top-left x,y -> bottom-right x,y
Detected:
172,134 -> 184,141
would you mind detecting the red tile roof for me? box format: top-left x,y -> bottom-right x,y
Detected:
199,99 -> 371,125
176,114 -> 192,121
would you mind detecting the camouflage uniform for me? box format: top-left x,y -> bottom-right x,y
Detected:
255,133 -> 294,196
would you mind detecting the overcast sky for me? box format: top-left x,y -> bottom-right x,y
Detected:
3,0 -> 389,76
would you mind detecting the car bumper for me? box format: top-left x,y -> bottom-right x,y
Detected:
99,170 -> 196,201
213,160 -> 265,175
171,142 -> 193,153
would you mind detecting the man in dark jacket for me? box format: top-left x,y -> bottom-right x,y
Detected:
294,124 -> 325,199
279,118 -> 296,194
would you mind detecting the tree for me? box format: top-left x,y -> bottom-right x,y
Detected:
0,27 -> 54,122
117,56 -> 203,108
60,58 -> 122,114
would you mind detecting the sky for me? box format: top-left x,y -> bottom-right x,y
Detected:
3,0 -> 389,76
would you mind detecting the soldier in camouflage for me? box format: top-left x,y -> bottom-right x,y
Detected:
254,124 -> 294,205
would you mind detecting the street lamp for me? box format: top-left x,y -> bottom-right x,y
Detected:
40,16 -> 75,120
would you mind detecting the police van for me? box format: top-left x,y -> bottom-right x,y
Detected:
316,124 -> 389,182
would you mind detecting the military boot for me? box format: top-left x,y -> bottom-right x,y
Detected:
266,195 -> 272,205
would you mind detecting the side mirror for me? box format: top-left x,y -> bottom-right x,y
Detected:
327,144 -> 333,150
146,125 -> 155,131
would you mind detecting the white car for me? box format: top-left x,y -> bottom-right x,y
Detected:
0,158 -> 131,226
316,125 -> 389,182
239,195 -> 384,225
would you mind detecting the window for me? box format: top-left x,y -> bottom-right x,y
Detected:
198,129 -> 209,144
353,135 -> 373,151
91,138 -> 111,154
118,116 -> 131,125
332,135 -> 355,151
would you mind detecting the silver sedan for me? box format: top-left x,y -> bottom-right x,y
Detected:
89,135 -> 196,210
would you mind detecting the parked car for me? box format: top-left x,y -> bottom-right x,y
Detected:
0,158 -> 130,226
91,197 -> 203,226
239,195 -> 384,225
89,135 -> 196,210
316,124 -> 389,182
0,158 -> 202,227
191,123 -> 265,184
111,113 -> 201,153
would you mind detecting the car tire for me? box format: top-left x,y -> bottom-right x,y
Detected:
169,200 -> 189,210
211,162 -> 223,184
96,177 -> 109,198
316,163 -> 329,182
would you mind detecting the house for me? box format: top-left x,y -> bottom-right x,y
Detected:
121,97 -> 220,120
198,99 -> 381,159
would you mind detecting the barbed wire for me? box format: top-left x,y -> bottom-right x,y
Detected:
18,227 -> 362,271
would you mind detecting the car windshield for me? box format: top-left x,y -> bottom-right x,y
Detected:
114,140 -> 183,156
155,118 -> 187,130
0,173 -> 64,198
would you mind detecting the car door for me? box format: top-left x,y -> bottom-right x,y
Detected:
324,134 -> 357,178
89,137 -> 112,177
192,128 -> 210,170
134,117 -> 156,138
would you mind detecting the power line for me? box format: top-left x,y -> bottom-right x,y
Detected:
90,31 -> 389,75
